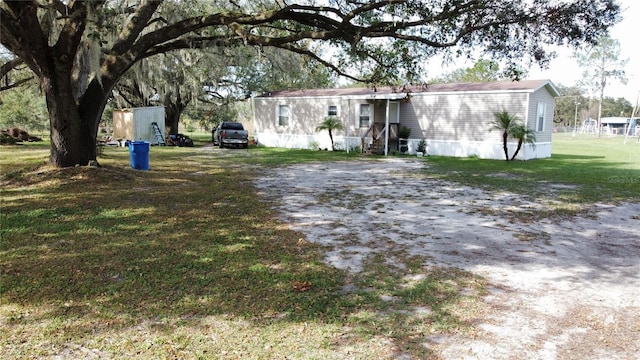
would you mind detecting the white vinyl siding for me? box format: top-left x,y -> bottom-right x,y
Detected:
277,104 -> 291,126
400,92 -> 528,142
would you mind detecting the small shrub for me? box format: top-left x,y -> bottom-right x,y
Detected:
417,139 -> 427,153
399,126 -> 411,139
308,140 -> 319,150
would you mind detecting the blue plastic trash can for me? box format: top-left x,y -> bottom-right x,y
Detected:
129,141 -> 150,170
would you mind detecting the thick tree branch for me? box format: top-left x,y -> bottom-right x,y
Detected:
52,1 -> 88,68
142,35 -> 244,58
111,1 -> 162,55
0,57 -> 34,91
0,1 -> 48,77
0,58 -> 24,78
0,77 -> 33,92
274,43 -> 365,83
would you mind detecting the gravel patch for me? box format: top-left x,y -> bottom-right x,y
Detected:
254,158 -> 640,359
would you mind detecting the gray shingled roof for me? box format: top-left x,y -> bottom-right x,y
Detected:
258,79 -> 559,98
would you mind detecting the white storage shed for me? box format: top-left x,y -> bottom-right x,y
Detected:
112,106 -> 166,144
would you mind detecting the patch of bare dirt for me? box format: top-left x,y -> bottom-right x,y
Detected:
254,158 -> 640,359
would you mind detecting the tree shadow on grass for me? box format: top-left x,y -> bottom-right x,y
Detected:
0,163 -> 478,358
427,153 -> 639,204
550,154 -> 606,160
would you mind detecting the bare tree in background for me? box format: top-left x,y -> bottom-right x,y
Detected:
574,34 -> 628,137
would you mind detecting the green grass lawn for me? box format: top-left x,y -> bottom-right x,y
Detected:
0,133 -> 637,359
426,133 -> 639,204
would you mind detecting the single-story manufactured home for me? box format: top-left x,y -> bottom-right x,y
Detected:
252,79 -> 559,160
600,117 -> 639,136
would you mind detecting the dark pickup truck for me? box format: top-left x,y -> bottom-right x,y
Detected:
212,122 -> 249,149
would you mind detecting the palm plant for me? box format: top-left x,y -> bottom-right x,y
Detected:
315,116 -> 345,151
509,124 -> 537,160
489,111 -> 520,161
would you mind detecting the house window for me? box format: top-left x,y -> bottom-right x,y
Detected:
277,104 -> 291,126
536,102 -> 546,132
359,103 -> 371,128
327,105 -> 339,116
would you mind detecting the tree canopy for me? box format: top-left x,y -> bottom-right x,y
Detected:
430,59 -> 519,84
0,0 -> 622,167
113,45 -> 335,134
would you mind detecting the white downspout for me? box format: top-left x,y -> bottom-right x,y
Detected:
251,95 -> 256,144
384,98 -> 390,156
346,99 -> 350,153
525,93 -> 530,160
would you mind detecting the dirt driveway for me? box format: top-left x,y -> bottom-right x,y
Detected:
254,158 -> 640,359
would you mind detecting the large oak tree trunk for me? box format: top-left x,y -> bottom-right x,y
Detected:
165,103 -> 183,135
44,60 -> 112,167
43,57 -> 100,167
164,91 -> 189,135
46,92 -> 97,167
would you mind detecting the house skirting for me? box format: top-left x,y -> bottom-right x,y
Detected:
255,132 -> 551,160
255,132 -> 362,151
424,140 -> 551,160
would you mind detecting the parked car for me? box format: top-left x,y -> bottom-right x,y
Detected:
212,122 -> 249,149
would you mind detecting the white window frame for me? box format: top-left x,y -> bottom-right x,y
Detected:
358,103 -> 371,128
277,104 -> 291,127
536,102 -> 546,132
327,104 -> 340,117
